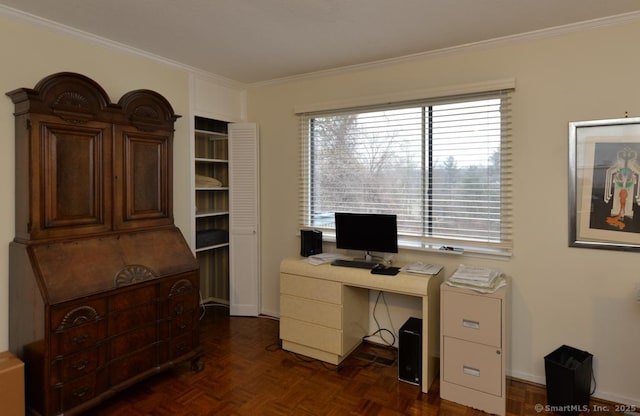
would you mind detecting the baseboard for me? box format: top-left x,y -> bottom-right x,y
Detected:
259,307 -> 279,318
508,370 -> 640,408
200,296 -> 229,307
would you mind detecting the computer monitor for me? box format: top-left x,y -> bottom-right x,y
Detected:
334,212 -> 398,254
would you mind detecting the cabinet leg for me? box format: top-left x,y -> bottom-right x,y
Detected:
191,357 -> 204,372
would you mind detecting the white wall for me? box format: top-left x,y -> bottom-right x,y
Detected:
248,19 -> 640,404
0,12 -> 194,351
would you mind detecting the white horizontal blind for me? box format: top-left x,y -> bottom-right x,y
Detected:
298,89 -> 513,254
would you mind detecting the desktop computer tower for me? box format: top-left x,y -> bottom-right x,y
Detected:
398,317 -> 422,385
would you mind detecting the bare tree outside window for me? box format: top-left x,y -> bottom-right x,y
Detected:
301,94 -> 511,251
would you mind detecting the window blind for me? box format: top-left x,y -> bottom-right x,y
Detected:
298,89 -> 513,255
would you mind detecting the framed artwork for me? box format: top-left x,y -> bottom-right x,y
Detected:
569,117 -> 640,250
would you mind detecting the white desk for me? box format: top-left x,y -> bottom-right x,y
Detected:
279,257 -> 442,393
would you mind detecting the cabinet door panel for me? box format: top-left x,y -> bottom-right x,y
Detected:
114,128 -> 172,230
34,118 -> 113,238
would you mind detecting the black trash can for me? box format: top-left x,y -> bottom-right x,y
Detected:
544,345 -> 593,413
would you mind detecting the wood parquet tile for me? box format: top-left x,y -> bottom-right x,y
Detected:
92,307 -> 621,416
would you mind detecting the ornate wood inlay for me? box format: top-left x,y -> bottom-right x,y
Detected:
169,278 -> 194,297
114,264 -> 156,287
53,91 -> 90,110
57,306 -> 100,331
133,105 -> 160,120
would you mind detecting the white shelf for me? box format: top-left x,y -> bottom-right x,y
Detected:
194,116 -> 231,306
195,187 -> 229,191
195,242 -> 230,252
195,157 -> 228,163
195,129 -> 227,139
195,209 -> 229,218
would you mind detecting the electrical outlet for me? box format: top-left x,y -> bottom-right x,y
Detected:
636,283 -> 640,303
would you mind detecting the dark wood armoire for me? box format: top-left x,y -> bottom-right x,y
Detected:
6,72 -> 203,416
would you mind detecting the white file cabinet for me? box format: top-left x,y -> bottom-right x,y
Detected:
440,281 -> 509,416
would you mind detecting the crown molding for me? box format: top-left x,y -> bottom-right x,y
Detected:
2,4 -> 639,89
252,10 -> 640,88
0,4 -> 247,91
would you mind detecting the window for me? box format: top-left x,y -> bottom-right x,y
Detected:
298,88 -> 513,255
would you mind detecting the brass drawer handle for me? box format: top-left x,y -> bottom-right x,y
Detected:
177,322 -> 187,330
72,359 -> 89,371
73,386 -> 89,398
72,334 -> 90,345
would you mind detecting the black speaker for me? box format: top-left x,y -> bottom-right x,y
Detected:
300,229 -> 322,257
398,317 -> 422,385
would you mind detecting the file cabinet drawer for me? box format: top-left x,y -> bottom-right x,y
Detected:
442,290 -> 501,347
280,294 -> 342,328
443,337 -> 502,396
281,273 -> 342,304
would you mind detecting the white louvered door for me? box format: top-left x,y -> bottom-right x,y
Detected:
228,123 -> 260,316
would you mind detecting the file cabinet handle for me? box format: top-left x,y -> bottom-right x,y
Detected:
463,366 -> 481,377
462,319 -> 480,330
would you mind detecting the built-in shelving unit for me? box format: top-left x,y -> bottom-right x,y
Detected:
194,117 -> 230,303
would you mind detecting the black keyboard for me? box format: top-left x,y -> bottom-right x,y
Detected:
331,259 -> 377,269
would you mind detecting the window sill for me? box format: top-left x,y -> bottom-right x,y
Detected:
313,231 -> 512,260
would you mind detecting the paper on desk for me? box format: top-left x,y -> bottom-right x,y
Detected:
446,264 -> 507,293
446,276 -> 507,293
303,253 -> 348,265
400,262 -> 443,275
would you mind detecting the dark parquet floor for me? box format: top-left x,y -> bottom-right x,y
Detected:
93,306 -> 620,416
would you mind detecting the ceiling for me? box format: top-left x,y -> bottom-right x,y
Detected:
2,0 -> 640,84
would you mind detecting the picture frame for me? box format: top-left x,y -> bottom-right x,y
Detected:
569,117 -> 640,251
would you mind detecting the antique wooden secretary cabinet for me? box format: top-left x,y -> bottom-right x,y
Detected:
7,72 -> 202,415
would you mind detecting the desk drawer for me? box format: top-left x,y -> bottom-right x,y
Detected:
51,346 -> 103,384
281,273 -> 342,304
442,290 -> 501,346
443,337 -> 502,396
280,317 -> 343,355
280,294 -> 342,328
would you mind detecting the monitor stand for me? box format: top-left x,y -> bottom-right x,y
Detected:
365,251 -> 394,266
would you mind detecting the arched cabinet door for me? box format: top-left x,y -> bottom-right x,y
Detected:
114,89 -> 179,231
7,73 -> 181,240
7,72 -> 115,240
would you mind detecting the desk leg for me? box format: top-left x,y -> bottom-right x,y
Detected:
422,295 -> 431,393
422,276 -> 441,393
